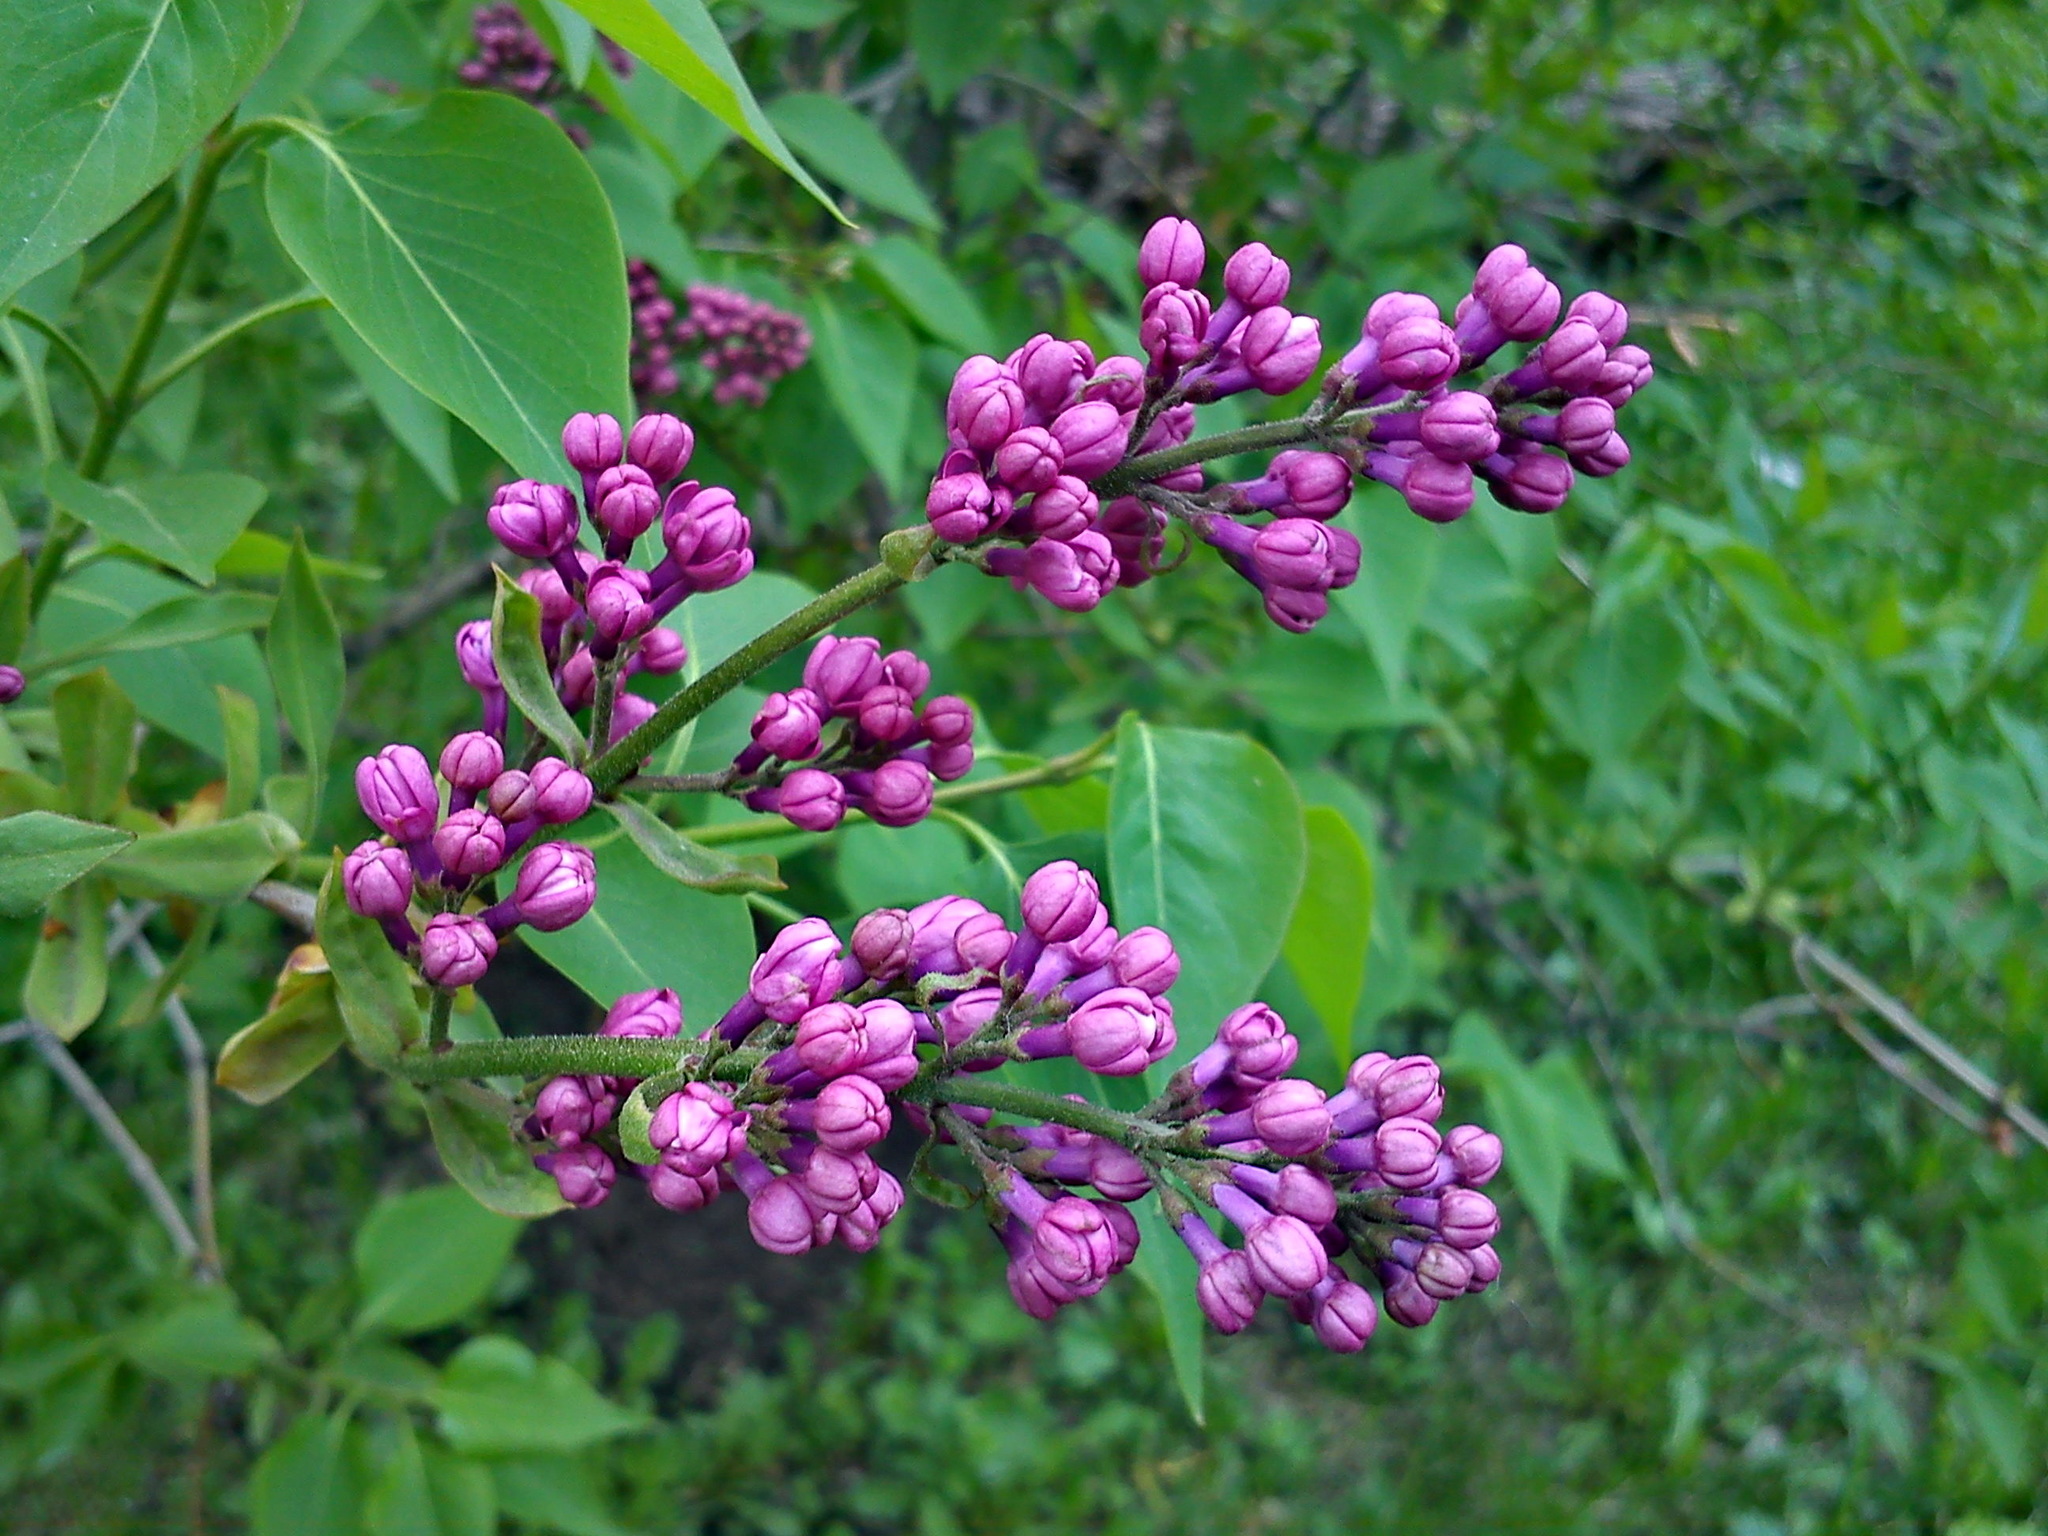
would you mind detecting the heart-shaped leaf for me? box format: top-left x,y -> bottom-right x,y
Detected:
0,811 -> 133,916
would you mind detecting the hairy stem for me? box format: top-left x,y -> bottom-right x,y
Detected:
395,1034 -> 704,1083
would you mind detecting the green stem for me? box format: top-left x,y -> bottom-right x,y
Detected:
131,291 -> 328,411
6,309 -> 108,415
919,1075 -> 1159,1145
1097,416 -> 1320,495
82,184 -> 177,287
393,1035 -> 763,1084
427,990 -> 454,1051
585,531 -> 934,796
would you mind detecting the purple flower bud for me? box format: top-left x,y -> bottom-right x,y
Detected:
1048,401 -> 1128,480
795,1001 -> 866,1077
583,567 -> 655,649
954,375 -> 1026,455
1328,527 -> 1361,590
1551,396 -> 1618,456
919,695 -> 973,750
1068,988 -> 1169,1076
528,758 -> 594,824
356,745 -> 439,841
1021,860 -> 1101,943
1250,518 -> 1341,593
343,841 -> 413,920
1196,1249 -> 1262,1333
776,767 -> 848,832
1313,1279 -> 1379,1352
1081,356 -> 1146,413
1262,587 -> 1329,634
1379,316 -> 1462,391
926,740 -> 973,782
1014,334 -> 1087,416
948,909 -> 1012,975
1251,1078 -> 1334,1156
488,480 -> 580,559
855,684 -> 918,744
1217,1002 -> 1298,1083
1375,1116 -> 1444,1190
434,808 -> 508,880
533,1075 -> 600,1147
751,688 -> 825,761
1365,291 -> 1441,339
1437,1188 -> 1501,1250
647,1163 -> 720,1212
1373,1054 -> 1443,1122
1031,1195 -> 1120,1292
1380,1263 -> 1440,1327
945,355 -> 1006,417
1466,1242 -> 1502,1293
751,915 -> 844,1022
651,1082 -> 750,1175
1539,316 -> 1609,394
1275,1165 -> 1339,1226
628,629 -> 683,677
1419,392 -> 1500,464
519,567 -> 576,625
1107,926 -> 1179,995
421,912 -> 496,988
1414,1241 -> 1475,1300
1241,1211 -> 1328,1298
662,485 -> 754,590
439,731 -> 504,792
1088,1143 -> 1152,1202
455,621 -> 500,691
993,426 -> 1065,493
592,464 -> 662,546
851,908 -> 913,978
486,771 -> 534,823
1594,343 -> 1654,407
1268,450 -> 1353,518
1240,307 -> 1322,394
1482,444 -> 1574,514
747,1175 -> 816,1255
540,1144 -> 615,1208
809,1073 -> 890,1152
860,758 -> 933,828
1138,216 -> 1206,289
512,841 -> 598,930
1373,450 -> 1475,523
1566,291 -> 1629,348
0,666 -> 22,705
1140,283 -> 1213,368
1014,476 -> 1094,542
936,985 -> 1004,1048
803,635 -> 885,712
1446,1123 -> 1503,1185
626,412 -> 694,480
603,986 -> 681,1041
562,411 -> 624,473
1224,242 -> 1290,308
1486,265 -> 1562,341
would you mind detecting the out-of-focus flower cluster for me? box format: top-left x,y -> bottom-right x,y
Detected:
344,736 -> 596,989
526,859 -> 1503,1351
627,262 -> 811,409
725,635 -> 975,832
925,216 -> 1650,633
458,3 -> 630,147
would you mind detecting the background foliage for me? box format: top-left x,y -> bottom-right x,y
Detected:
2,0 -> 2046,1530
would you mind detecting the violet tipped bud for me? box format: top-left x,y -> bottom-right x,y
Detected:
1250,518 -> 1343,593
1373,1054 -> 1443,1122
1197,1250 -> 1262,1334
1538,316 -> 1608,394
455,621 -> 500,691
356,745 -> 439,841
921,695 -> 974,748
488,480 -> 579,560
751,916 -> 845,1023
1379,317 -> 1462,391
994,426 -> 1064,493
856,684 -> 917,744
1437,1188 -> 1501,1250
1250,1078 -> 1334,1156
777,767 -> 847,832
1446,1123 -> 1503,1185
634,627 -> 687,674
420,912 -> 496,988
809,1074 -> 891,1152
343,841 -> 413,920
626,412 -> 694,480
433,808 -> 508,880
0,666 -> 22,705
1374,1115 -> 1444,1189
1483,444 -> 1573,514
926,471 -> 995,544
532,1075 -> 601,1147
851,908 -> 914,978
519,567 -> 576,624
1014,334 -> 1087,415
1312,1280 -> 1379,1353
1068,988 -> 1172,1076
1047,400 -> 1128,480
1566,291 -> 1629,348
1473,245 -> 1562,340
1240,307 -> 1322,393
1107,926 -> 1179,995
1267,450 -> 1353,518
528,758 -> 594,824
650,1082 -> 750,1176
512,840 -> 598,930
1215,1001 -> 1298,1083
751,688 -> 825,761
803,635 -> 884,712
1242,1212 -> 1328,1298
593,464 -> 662,543
1418,392 -> 1500,464
1223,242 -> 1290,308
953,374 -> 1026,455
1365,291 -> 1441,339
747,1175 -> 816,1255
439,731 -> 504,791
1140,283 -> 1212,368
562,411 -> 623,473
1138,216 -> 1206,288
1021,859 -> 1101,943
540,1145 -> 616,1209
602,986 -> 681,1039
860,758 -> 934,828
486,770 -> 534,822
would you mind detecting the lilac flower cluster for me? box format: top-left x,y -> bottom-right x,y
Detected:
467,410 -> 753,751
726,635 -> 975,832
923,216 -> 1650,634
458,4 -> 630,147
674,283 -> 812,407
524,858 -> 1503,1351
628,260 -> 683,402
343,736 -> 596,989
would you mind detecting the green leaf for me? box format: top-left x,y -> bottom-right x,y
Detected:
241,0 -> 385,117
314,852 -> 422,1066
122,1292 -> 279,1379
1952,1364 -> 2032,1488
217,685 -> 260,817
521,820 -> 756,1032
424,1082 -> 569,1219
1568,602 -> 1685,764
603,798 -> 782,893
362,1417 -> 441,1536
247,1412 -> 363,1536
321,310 -> 459,501
263,93 -> 632,482
1529,1048 -> 1629,1181
31,590 -> 273,675
214,972 -> 347,1105
424,1448 -> 498,1536
0,811 -> 133,916
353,1185 -> 522,1335
267,531 -> 345,827
768,93 -> 941,230
25,880 -> 109,1040
0,0 -> 297,299
1127,1196 -> 1206,1424
1280,805 -> 1374,1065
1108,718 -> 1306,1083
808,294 -> 916,495
1700,543 -> 1836,658
553,0 -> 842,219
491,568 -> 585,761
43,463 -> 267,587
908,0 -> 1007,104
859,236 -> 995,354
104,811 -> 300,902
53,669 -> 135,820
216,530 -> 384,585
0,554 -> 31,664
1444,1012 -> 1570,1263
586,142 -> 699,283
490,1454 -> 636,1536
431,1336 -> 650,1455
1332,502 -> 1442,699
